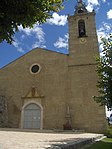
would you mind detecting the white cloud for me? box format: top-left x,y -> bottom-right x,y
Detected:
87,0 -> 99,5
97,22 -> 112,56
86,4 -> 93,12
97,22 -> 112,42
12,38 -> 24,53
32,41 -> 46,49
17,47 -> 24,53
47,12 -> 67,26
54,33 -> 68,49
107,9 -> 112,19
18,23 -> 46,50
102,0 -> 106,2
21,35 -> 25,40
86,0 -> 99,12
19,26 -> 32,36
12,23 -> 46,52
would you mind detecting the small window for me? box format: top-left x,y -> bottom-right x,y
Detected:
78,20 -> 86,37
30,64 -> 40,74
78,8 -> 84,13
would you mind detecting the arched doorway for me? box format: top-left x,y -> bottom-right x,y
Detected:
23,103 -> 41,129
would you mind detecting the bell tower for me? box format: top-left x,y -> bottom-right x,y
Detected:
67,0 -> 106,133
68,0 -> 99,65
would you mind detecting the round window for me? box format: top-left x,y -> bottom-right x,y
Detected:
30,64 -> 40,74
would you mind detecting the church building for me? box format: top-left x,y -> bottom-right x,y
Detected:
0,1 -> 106,133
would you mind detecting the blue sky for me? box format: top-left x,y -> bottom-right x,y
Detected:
0,0 -> 112,69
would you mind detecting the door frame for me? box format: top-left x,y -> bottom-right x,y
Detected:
21,100 -> 43,129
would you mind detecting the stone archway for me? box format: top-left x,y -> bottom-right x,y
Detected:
21,101 -> 43,129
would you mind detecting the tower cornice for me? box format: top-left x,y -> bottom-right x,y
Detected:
68,11 -> 96,20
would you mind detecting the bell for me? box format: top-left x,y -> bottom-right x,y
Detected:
80,28 -> 84,34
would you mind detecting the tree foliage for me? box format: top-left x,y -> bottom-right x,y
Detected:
0,0 -> 64,44
94,34 -> 112,110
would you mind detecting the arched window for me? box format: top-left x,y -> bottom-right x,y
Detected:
78,8 -> 84,13
78,20 -> 86,37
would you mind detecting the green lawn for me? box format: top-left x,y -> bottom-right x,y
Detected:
85,126 -> 112,149
106,127 -> 112,138
85,138 -> 112,149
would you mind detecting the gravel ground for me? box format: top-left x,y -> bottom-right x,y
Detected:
0,129 -> 103,149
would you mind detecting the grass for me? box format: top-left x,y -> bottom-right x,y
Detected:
85,126 -> 112,149
106,126 -> 112,138
85,138 -> 112,149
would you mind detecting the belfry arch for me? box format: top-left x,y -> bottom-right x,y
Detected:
78,19 -> 86,37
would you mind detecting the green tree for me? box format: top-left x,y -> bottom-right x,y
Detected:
0,0 -> 64,44
94,34 -> 112,110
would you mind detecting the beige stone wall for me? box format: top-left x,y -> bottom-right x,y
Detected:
0,49 -> 68,129
67,12 -> 107,133
68,12 -> 99,65
67,64 -> 106,133
0,11 -> 107,133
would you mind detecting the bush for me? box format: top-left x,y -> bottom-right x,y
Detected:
105,127 -> 112,138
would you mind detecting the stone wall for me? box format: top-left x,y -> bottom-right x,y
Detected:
0,95 -> 8,127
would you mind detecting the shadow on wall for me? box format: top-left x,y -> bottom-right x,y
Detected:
0,96 -> 8,127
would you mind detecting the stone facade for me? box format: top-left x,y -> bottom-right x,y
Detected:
0,1 -> 106,133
